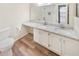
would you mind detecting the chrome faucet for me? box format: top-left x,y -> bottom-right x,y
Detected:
43,17 -> 47,25
59,24 -> 65,28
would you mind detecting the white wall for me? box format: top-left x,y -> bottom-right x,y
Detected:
30,4 -> 42,20
0,3 -> 30,39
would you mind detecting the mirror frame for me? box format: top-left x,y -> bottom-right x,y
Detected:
58,4 -> 69,24
76,3 -> 78,17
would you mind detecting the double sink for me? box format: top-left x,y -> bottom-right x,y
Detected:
23,20 -> 79,40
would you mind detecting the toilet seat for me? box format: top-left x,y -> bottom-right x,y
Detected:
0,27 -> 15,55
0,37 -> 14,52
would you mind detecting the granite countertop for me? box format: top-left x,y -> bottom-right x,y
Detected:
23,21 -> 79,41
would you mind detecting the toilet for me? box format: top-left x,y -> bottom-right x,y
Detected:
0,27 -> 15,56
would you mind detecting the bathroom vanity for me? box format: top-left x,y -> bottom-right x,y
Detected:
23,3 -> 79,56
23,21 -> 79,56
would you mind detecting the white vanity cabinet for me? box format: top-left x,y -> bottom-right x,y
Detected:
33,28 -> 40,44
38,29 -> 48,48
33,28 -> 63,55
48,33 -> 62,55
33,28 -> 79,56
62,37 -> 79,56
49,34 -> 79,56
33,28 -> 48,48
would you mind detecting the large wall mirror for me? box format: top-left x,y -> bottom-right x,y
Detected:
30,3 -> 76,28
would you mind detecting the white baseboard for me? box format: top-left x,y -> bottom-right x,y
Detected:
15,33 -> 28,41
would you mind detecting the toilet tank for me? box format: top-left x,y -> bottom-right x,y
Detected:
0,27 -> 11,40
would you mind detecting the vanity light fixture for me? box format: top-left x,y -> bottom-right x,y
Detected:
37,3 -> 52,6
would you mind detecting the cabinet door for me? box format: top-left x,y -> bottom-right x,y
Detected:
39,30 -> 48,48
49,33 -> 62,55
62,37 -> 79,56
33,29 -> 40,44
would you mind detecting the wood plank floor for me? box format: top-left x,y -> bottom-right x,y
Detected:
12,33 -> 58,56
